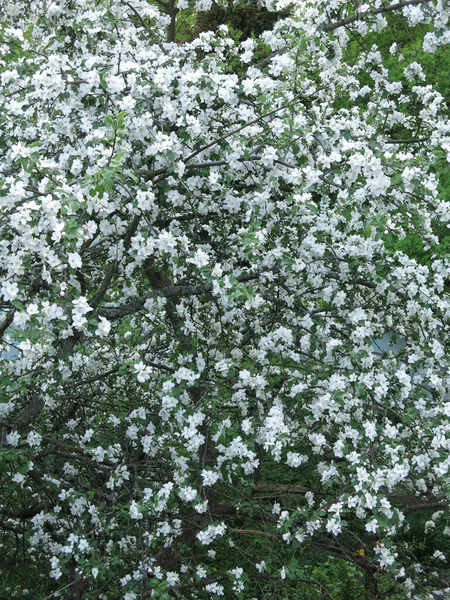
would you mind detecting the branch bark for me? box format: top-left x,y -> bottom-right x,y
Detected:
323,0 -> 433,33
253,484 -> 310,495
0,308 -> 15,340
101,271 -> 260,320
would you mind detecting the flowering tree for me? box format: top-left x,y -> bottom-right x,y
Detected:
1,0 -> 450,598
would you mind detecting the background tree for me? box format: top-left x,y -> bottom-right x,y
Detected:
0,0 -> 449,599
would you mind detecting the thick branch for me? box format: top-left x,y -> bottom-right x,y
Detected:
230,528 -> 280,540
0,308 -> 15,340
101,271 -> 259,320
42,435 -> 115,467
253,484 -> 310,495
138,156 -> 279,175
90,214 -> 140,310
323,0 -> 432,32
386,137 -> 430,144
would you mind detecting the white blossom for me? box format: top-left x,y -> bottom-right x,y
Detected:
68,252 -> 82,269
129,501 -> 143,520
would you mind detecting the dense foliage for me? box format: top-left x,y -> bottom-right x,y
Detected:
0,0 -> 450,598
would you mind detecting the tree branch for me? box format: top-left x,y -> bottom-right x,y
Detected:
0,308 -> 15,340
386,137 -> 430,144
185,96 -> 308,163
124,1 -> 166,51
253,484 -> 310,495
323,0 -> 433,33
101,271 -> 259,320
90,214 -> 141,310
229,528 -> 280,540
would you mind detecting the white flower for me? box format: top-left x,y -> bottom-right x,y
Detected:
119,95 -> 136,111
70,159 -> 83,175
196,566 -> 207,578
157,231 -> 177,254
363,421 -> 377,441
68,252 -> 82,269
1,281 -> 19,301
212,263 -> 223,277
425,520 -> 436,533
129,501 -> 143,520
286,452 -> 308,467
187,249 -> 209,268
126,425 -> 139,440
72,297 -> 93,316
423,32 -> 438,53
365,519 -> 378,533
133,362 -> 151,383
107,74 -> 126,93
179,486 -> 197,502
50,557 -> 62,580
6,431 -> 20,447
196,522 -> 227,545
96,316 -> 111,338
26,303 -> 39,315
166,572 -> 179,586
403,4 -> 425,25
26,431 -> 42,447
201,469 -> 220,486
326,516 -> 343,536
367,173 -> 390,197
195,501 -> 209,513
229,567 -> 243,579
205,583 -> 224,596
256,561 -> 266,573
241,418 -> 253,434
173,367 -> 200,384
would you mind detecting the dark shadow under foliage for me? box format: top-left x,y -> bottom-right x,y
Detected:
195,0 -> 290,40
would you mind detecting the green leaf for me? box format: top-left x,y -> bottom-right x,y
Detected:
11,300 -> 24,310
